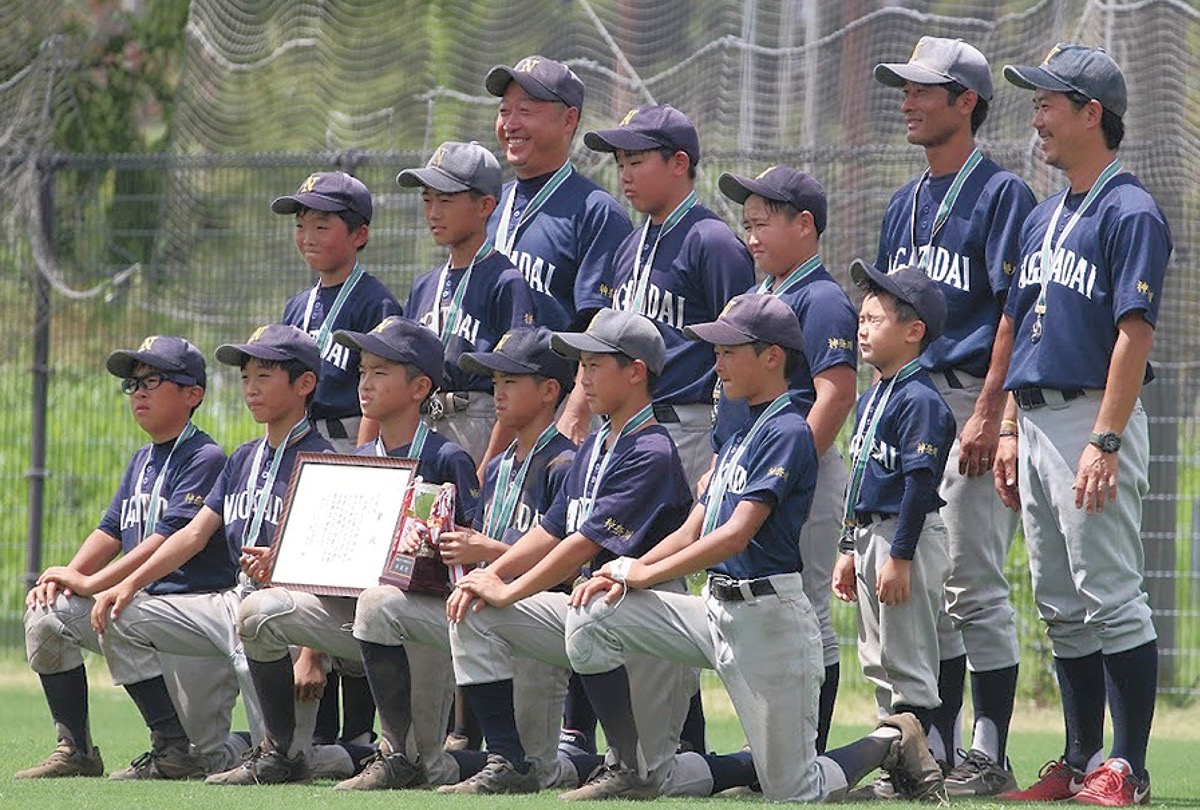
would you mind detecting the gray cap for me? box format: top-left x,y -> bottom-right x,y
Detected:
685,294 -> 804,352
397,141 -> 503,201
874,36 -> 994,101
551,309 -> 667,376
850,260 -> 947,343
1004,43 -> 1126,118
485,55 -> 585,110
216,324 -> 321,374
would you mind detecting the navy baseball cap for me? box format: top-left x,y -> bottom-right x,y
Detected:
458,326 -> 575,393
718,166 -> 828,235
334,316 -> 444,390
1004,43 -> 1127,117
850,260 -> 946,343
106,335 -> 207,388
874,36 -> 994,101
215,324 -> 321,375
485,55 -> 585,110
271,171 -> 374,224
685,293 -> 805,352
397,141 -> 503,200
551,309 -> 667,376
584,104 -> 701,167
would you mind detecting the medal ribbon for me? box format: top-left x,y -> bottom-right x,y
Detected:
841,359 -> 922,534
242,418 -> 312,546
495,162 -> 574,255
908,148 -> 984,270
626,191 -> 698,314
702,394 -> 790,536
374,421 -> 430,462
758,254 -> 822,296
580,404 -> 655,523
482,424 -> 561,540
434,240 -> 494,344
138,421 -> 198,541
301,262 -> 365,354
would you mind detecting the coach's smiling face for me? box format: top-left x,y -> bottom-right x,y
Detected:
495,84 -> 578,179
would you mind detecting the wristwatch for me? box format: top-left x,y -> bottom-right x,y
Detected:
1089,431 -> 1122,453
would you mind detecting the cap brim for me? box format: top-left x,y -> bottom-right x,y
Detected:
485,66 -> 565,104
683,321 -> 755,346
583,129 -> 664,154
550,331 -> 622,361
717,172 -> 786,205
214,343 -> 293,367
1002,64 -> 1075,94
874,62 -> 955,88
849,258 -> 889,289
105,349 -> 186,379
396,167 -> 471,194
457,350 -> 538,377
270,192 -> 350,216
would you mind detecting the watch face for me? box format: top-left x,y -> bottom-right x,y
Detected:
1093,432 -> 1122,453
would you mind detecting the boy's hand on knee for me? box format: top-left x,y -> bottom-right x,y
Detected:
876,556 -> 911,606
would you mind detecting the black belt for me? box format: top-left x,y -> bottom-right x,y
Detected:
652,402 -> 679,423
1013,387 -> 1086,410
855,511 -> 892,526
941,369 -> 964,390
322,417 -> 355,440
709,575 -> 776,602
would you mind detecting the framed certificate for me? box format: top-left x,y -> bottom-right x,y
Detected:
267,453 -> 418,597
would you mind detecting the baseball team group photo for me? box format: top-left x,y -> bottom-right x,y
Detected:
2,1 -> 1198,809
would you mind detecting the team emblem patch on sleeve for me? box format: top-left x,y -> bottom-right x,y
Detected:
916,442 -> 940,457
1136,280 -> 1155,301
828,337 -> 853,350
603,517 -> 633,541
768,465 -> 790,480
184,492 -> 205,506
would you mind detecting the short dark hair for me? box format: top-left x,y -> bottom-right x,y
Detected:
1065,90 -> 1125,150
861,282 -> 932,352
750,341 -> 800,378
400,362 -> 436,405
761,198 -> 802,220
655,146 -> 697,180
243,357 -> 318,408
944,81 -> 989,134
533,374 -> 570,408
613,352 -> 658,396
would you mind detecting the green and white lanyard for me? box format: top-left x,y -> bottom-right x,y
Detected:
301,262 -> 365,354
624,191 -> 698,314
374,421 -> 430,461
1031,158 -> 1125,343
137,421 -> 198,541
758,254 -> 822,296
580,404 -> 655,523
435,240 -> 494,344
702,394 -> 790,537
495,161 -> 574,255
242,418 -> 312,546
841,359 -> 922,536
909,148 -> 984,270
482,424 -> 561,539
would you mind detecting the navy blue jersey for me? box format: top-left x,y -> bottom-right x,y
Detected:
98,429 -> 233,596
850,370 -> 954,519
282,272 -> 404,419
610,205 -> 756,405
706,401 -> 817,580
205,430 -> 333,560
472,432 -> 577,546
406,251 -> 536,393
876,156 -> 1036,376
488,168 -> 632,330
353,430 -> 480,526
1004,174 -> 1171,391
542,424 -> 691,567
713,263 -> 857,446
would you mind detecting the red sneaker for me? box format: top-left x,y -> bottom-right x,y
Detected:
998,758 -> 1086,801
1074,759 -> 1151,806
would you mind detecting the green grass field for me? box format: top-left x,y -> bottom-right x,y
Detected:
2,664 -> 1200,809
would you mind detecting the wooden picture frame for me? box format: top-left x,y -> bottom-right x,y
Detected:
266,452 -> 418,597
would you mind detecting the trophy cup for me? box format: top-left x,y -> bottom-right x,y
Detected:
380,480 -> 455,595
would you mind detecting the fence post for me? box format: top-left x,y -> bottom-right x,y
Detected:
24,157 -> 53,592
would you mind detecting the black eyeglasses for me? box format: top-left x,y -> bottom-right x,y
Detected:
120,373 -> 195,394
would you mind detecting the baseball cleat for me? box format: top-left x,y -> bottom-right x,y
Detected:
944,748 -> 1019,796
334,739 -> 427,791
1073,759 -> 1151,807
443,732 -> 470,752
435,753 -> 539,795
845,772 -> 897,800
108,733 -> 206,780
999,757 -> 1087,801
14,742 -> 104,779
877,713 -> 946,802
204,744 -> 310,785
559,763 -> 659,801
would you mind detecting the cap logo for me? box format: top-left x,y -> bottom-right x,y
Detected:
910,40 -> 925,62
431,145 -> 446,167
299,173 -> 320,193
719,299 -> 740,318
495,332 -> 512,352
249,326 -> 268,343
755,166 -> 776,180
1041,44 -> 1062,67
619,108 -> 638,127
516,56 -> 540,73
370,317 -> 394,335
138,336 -> 158,352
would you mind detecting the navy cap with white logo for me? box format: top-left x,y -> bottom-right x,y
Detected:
458,326 -> 575,394
1004,43 -> 1127,118
485,55 -> 585,110
685,294 -> 805,352
106,335 -> 207,388
397,141 -> 503,201
271,171 -> 373,224
551,309 -> 667,376
215,324 -> 322,375
334,316 -> 444,390
584,104 -> 701,168
874,36 -> 994,101
850,260 -> 947,343
718,166 -> 828,235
